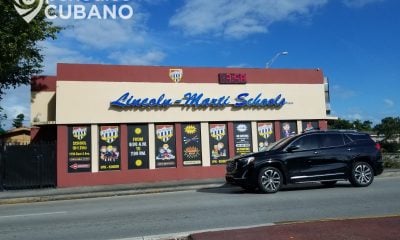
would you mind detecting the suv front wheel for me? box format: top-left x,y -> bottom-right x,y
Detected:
258,167 -> 283,193
350,162 -> 374,187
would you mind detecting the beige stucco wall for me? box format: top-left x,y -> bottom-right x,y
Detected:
55,81 -> 327,124
31,91 -> 56,124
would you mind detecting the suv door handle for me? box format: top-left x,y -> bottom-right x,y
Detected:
347,148 -> 352,151
314,151 -> 319,154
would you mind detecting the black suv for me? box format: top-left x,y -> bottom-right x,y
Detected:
226,130 -> 383,193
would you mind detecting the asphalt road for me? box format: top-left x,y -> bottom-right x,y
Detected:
0,176 -> 399,240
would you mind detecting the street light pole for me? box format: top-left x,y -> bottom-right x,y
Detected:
265,51 -> 288,68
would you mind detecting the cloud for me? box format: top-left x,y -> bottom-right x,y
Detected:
345,113 -> 363,120
39,41 -> 96,75
62,20 -> 146,49
38,1 -> 165,73
108,49 -> 166,65
169,0 -> 328,38
384,98 -> 394,108
53,1 -> 150,50
226,63 -> 251,68
342,0 -> 385,8
330,85 -> 357,100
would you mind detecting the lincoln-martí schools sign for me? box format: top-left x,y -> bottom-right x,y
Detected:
110,92 -> 287,109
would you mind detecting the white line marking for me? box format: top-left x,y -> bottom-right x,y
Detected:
0,211 -> 67,219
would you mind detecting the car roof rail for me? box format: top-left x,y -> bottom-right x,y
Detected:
302,128 -> 321,133
327,129 -> 358,132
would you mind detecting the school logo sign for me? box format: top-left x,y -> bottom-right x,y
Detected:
100,126 -> 119,144
210,124 -> 226,141
169,69 -> 183,83
72,127 -> 87,140
156,125 -> 174,143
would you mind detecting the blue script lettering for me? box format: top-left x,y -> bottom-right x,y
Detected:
234,93 -> 286,107
182,92 -> 230,107
110,92 -> 172,108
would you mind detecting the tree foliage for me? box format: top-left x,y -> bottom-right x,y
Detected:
328,118 -> 353,130
374,117 -> 400,141
12,113 -> 25,128
328,118 -> 373,132
0,0 -> 61,99
0,106 -> 6,133
352,119 -> 373,132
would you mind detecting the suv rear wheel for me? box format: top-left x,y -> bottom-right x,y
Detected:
350,162 -> 374,187
258,167 -> 283,193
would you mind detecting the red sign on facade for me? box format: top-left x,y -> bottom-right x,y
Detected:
218,73 -> 247,84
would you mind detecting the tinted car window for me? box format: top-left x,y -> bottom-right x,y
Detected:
320,133 -> 344,148
346,133 -> 369,141
268,135 -> 296,151
291,134 -> 319,151
344,134 -> 352,144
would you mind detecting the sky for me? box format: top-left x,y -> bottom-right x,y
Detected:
1,0 -> 399,129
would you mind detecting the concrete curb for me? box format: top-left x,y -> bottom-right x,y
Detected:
0,180 -> 226,205
117,223 -> 276,240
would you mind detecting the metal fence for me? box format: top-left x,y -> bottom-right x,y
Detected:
0,142 -> 56,190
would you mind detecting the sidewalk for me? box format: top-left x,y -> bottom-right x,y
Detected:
189,215 -> 400,240
0,169 -> 399,205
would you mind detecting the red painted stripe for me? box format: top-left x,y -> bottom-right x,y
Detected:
56,63 -> 324,84
31,76 -> 57,92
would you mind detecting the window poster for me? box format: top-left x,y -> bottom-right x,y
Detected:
209,123 -> 229,165
68,125 -> 91,173
302,121 -> 319,132
128,124 -> 149,169
99,125 -> 120,171
280,121 -> 298,138
155,124 -> 176,168
257,122 -> 275,152
233,122 -> 253,156
182,123 -> 202,166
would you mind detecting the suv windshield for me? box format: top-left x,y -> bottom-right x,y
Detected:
265,135 -> 296,151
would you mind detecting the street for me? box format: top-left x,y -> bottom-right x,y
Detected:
1,176 -> 400,240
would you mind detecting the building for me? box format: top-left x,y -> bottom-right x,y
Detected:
0,127 -> 31,145
31,63 -> 335,187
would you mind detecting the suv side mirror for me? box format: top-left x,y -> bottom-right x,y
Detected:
287,145 -> 300,152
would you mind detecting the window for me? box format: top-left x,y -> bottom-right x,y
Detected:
346,133 -> 369,141
321,133 -> 344,148
291,134 -> 319,151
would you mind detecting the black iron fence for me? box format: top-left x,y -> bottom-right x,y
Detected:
0,142 -> 56,190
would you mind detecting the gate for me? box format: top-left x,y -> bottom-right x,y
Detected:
0,142 -> 56,190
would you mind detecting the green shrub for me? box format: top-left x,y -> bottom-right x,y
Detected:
380,141 -> 400,152
383,153 -> 400,168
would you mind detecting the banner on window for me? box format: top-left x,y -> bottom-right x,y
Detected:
182,123 -> 202,166
99,125 -> 120,171
302,121 -> 319,132
155,124 -> 176,168
128,124 -> 149,169
257,122 -> 275,152
209,123 -> 229,165
68,125 -> 91,173
233,122 -> 253,156
280,121 -> 298,138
